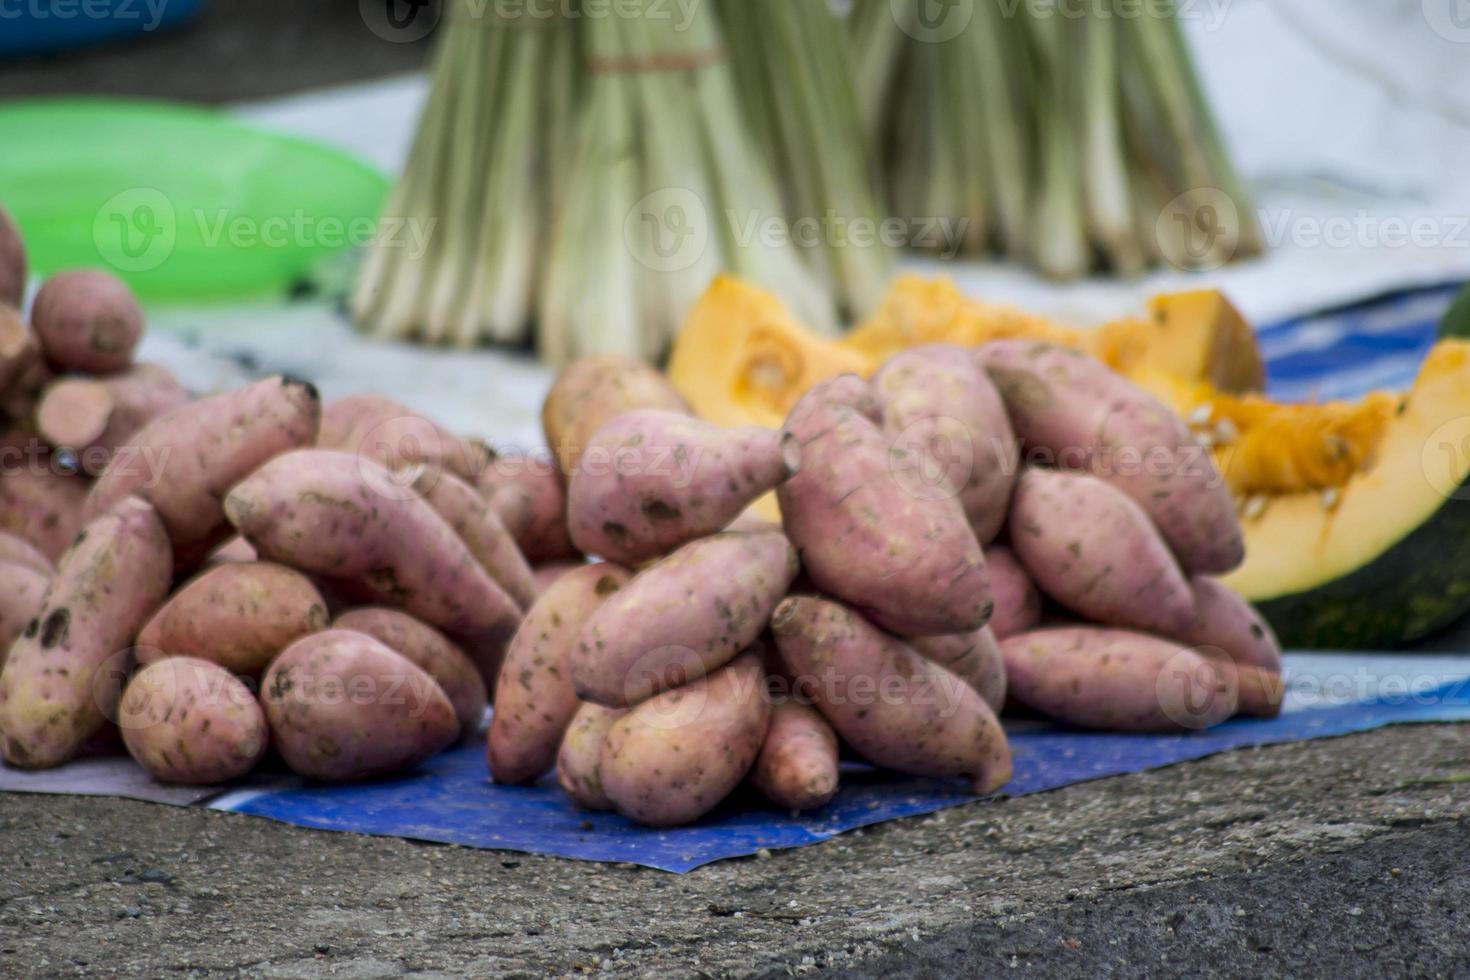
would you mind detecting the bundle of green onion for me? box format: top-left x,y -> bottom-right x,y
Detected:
853,0 -> 1261,279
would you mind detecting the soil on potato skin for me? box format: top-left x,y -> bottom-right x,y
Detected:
2,723 -> 1468,977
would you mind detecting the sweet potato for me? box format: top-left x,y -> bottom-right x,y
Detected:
261,629 -> 459,782
751,701 -> 839,812
978,340 -> 1242,574
320,393 -> 490,483
86,375 -> 321,565
557,702 -> 627,810
0,304 -> 40,394
478,453 -> 580,563
532,561 -> 586,596
205,536 -> 257,565
778,376 -> 993,637
225,450 -> 522,640
30,269 -> 143,374
600,652 -> 770,826
36,364 -> 188,462
571,530 -> 799,707
771,595 -> 1012,794
489,563 -> 632,783
1007,468 -> 1195,635
0,204 -> 24,308
0,529 -> 54,574
910,626 -> 1007,713
0,465 -> 89,562
1173,577 -> 1283,717
135,562 -> 329,677
543,354 -> 690,478
119,658 -> 268,784
1000,627 -> 1237,732
0,497 -> 172,768
874,345 -> 1018,543
986,545 -> 1040,639
334,608 -> 488,737
567,410 -> 801,564
411,469 -> 536,610
0,560 -> 49,671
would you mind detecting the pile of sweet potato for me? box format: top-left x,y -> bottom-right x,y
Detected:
0,202 -> 1279,828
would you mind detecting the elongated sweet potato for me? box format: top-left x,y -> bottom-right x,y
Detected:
30,269 -> 143,374
1007,468 -> 1195,635
874,345 -> 1018,543
543,355 -> 689,478
0,304 -> 40,394
478,454 -> 581,563
986,545 -> 1040,639
0,560 -> 49,671
335,608 -> 487,737
225,450 -> 522,640
910,626 -> 1007,713
600,652 -> 770,826
557,702 -> 627,810
0,465 -> 89,562
119,658 -> 268,784
1173,577 -> 1283,717
567,410 -> 801,564
320,393 -> 490,483
489,563 -> 632,784
978,340 -> 1242,574
751,701 -> 839,812
0,529 -> 54,574
136,562 -> 329,677
261,629 -> 459,782
413,469 -> 536,610
571,530 -> 799,707
0,497 -> 172,768
86,375 -> 321,565
36,364 -> 188,461
771,595 -> 1011,794
778,376 -> 993,637
0,204 -> 24,308
1000,627 -> 1237,732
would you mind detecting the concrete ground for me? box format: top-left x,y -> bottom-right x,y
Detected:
4,723 -> 1469,977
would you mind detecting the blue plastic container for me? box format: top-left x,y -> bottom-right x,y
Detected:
0,0 -> 205,59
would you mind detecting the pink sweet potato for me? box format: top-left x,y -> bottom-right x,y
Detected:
1008,468 -> 1195,635
910,626 -> 1007,713
978,340 -> 1242,574
778,376 -> 993,637
0,465 -> 89,562
0,497 -> 172,768
320,393 -> 490,483
771,595 -> 1012,794
119,658 -> 268,784
0,529 -> 54,574
0,304 -> 40,394
489,563 -> 632,784
986,545 -> 1041,639
571,530 -> 799,707
567,410 -> 801,564
413,469 -> 536,610
542,354 -> 690,478
135,562 -> 329,677
335,608 -> 488,737
0,204 -> 24,308
86,375 -> 321,565
30,269 -> 143,374
261,629 -> 459,782
0,560 -> 49,671
874,345 -> 1018,543
532,561 -> 587,597
1000,627 -> 1237,732
556,701 -> 626,810
36,364 -> 188,460
751,701 -> 839,812
600,652 -> 770,826
1172,577 -> 1283,717
225,450 -> 522,640
205,536 -> 258,565
478,453 -> 581,563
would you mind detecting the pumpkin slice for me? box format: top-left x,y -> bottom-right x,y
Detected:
1223,340 -> 1470,648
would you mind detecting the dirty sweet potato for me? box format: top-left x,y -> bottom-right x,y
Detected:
0,466 -> 89,562
119,658 -> 268,785
1172,577 -> 1283,717
0,497 -> 172,768
0,560 -> 49,671
750,701 -> 839,812
556,701 -> 627,810
567,410 -> 801,564
0,528 -> 54,574
910,626 -> 1007,714
30,269 -> 143,374
335,608 -> 488,737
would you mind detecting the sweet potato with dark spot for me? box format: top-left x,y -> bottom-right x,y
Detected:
557,702 -> 627,810
119,658 -> 267,785
0,466 -> 89,562
0,560 -> 49,671
30,269 -> 143,374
